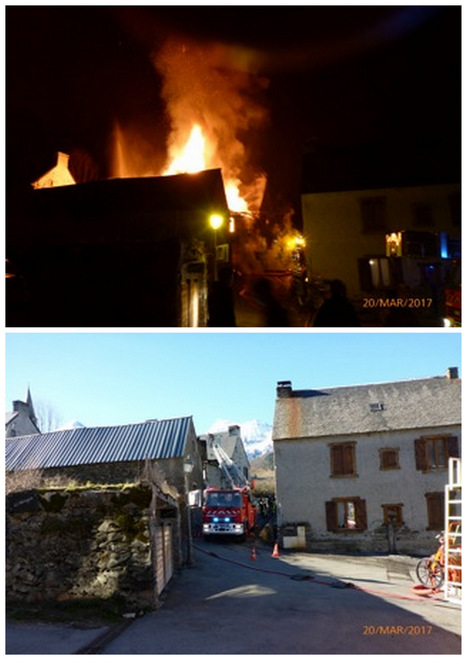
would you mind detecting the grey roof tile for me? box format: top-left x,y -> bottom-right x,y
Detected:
273,377 -> 461,440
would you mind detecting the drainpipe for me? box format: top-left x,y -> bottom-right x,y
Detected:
387,512 -> 397,554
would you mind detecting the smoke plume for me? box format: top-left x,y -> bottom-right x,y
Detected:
154,37 -> 269,213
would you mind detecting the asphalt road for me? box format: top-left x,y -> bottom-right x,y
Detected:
99,539 -> 461,655
6,539 -> 461,654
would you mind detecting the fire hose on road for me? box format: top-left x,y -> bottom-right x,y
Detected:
193,542 -> 446,604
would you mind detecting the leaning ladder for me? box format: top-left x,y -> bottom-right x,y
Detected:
444,457 -> 462,603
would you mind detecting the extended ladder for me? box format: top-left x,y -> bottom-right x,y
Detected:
444,457 -> 462,603
211,444 -> 249,490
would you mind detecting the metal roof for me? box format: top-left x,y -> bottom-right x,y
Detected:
6,416 -> 194,472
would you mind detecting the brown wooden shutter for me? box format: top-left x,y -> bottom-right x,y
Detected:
325,501 -> 338,531
425,492 -> 444,530
414,438 -> 427,471
447,436 -> 460,458
354,498 -> 367,530
343,445 -> 355,475
381,449 -> 398,469
331,445 -> 343,476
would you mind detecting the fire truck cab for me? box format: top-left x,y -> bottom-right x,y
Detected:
202,486 -> 256,538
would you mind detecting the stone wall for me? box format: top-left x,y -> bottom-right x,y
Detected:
6,484 -> 176,609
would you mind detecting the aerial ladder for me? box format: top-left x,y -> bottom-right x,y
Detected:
211,443 -> 249,489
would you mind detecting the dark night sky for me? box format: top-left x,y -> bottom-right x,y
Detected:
6,5 -> 461,217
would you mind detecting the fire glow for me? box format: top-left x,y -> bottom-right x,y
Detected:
162,123 -> 250,213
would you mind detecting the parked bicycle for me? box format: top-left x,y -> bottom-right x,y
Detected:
416,524 -> 462,589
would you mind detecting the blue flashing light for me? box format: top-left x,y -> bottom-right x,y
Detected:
224,517 -> 231,523
440,232 -> 449,259
213,517 -> 219,523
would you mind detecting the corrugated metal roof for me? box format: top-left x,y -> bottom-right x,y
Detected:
6,416 -> 194,472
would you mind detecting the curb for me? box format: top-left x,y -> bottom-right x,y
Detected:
75,618 -> 135,654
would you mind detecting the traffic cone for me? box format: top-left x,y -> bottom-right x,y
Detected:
250,545 -> 257,561
272,542 -> 280,558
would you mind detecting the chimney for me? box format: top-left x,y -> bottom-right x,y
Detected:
13,400 -> 30,415
446,367 -> 459,380
277,381 -> 292,398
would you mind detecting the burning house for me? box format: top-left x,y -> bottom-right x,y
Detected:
7,166 -> 230,327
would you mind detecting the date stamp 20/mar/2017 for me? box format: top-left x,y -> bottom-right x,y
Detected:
362,625 -> 433,636
362,298 -> 433,310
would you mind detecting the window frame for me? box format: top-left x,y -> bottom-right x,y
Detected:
379,448 -> 400,471
326,497 -> 367,533
382,503 -> 404,527
359,196 -> 387,234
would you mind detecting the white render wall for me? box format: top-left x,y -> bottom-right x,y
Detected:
274,424 -> 461,554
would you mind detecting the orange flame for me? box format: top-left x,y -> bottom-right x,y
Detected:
162,122 -> 251,213
163,124 -> 206,175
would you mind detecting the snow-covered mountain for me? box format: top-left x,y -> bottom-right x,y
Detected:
55,420 -> 86,431
208,419 -> 273,459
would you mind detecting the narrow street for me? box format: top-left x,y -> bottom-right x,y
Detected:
100,539 -> 461,654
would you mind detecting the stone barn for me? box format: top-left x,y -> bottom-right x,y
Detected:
6,416 -> 202,609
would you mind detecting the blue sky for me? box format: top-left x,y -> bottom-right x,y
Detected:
5,331 -> 461,434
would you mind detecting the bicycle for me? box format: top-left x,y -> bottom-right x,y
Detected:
416,524 -> 462,589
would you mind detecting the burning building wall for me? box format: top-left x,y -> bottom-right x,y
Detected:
7,170 -> 229,327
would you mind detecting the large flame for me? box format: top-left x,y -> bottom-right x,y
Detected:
162,122 -> 250,213
163,124 -> 207,175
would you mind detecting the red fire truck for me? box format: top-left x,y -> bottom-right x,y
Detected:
202,486 -> 256,538
202,443 -> 256,539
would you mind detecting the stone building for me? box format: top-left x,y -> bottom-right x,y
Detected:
6,415 -> 203,605
273,369 -> 461,555
199,424 -> 251,488
6,388 -> 40,438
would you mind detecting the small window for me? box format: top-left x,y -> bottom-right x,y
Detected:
370,403 -> 384,412
330,442 -> 356,477
412,202 -> 434,227
360,197 -> 387,233
326,497 -> 367,532
380,448 -> 400,470
425,492 -> 444,530
415,436 -> 459,471
382,503 -> 404,527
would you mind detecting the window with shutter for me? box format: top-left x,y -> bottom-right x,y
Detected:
380,448 -> 400,470
415,436 -> 458,471
414,437 -> 428,471
325,497 -> 367,532
330,443 -> 356,477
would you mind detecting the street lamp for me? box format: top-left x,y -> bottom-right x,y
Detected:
183,457 -> 194,565
209,213 -> 224,281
